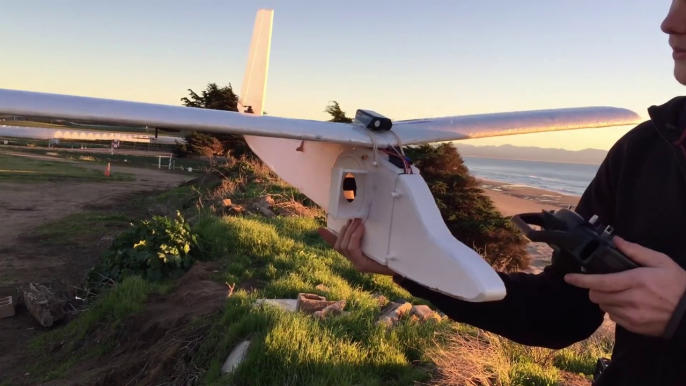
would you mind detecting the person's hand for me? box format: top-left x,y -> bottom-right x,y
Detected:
565,236 -> 686,337
317,218 -> 396,276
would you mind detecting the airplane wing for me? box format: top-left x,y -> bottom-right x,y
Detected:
0,88 -> 642,148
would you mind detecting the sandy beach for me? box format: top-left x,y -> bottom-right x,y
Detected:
478,179 -> 581,274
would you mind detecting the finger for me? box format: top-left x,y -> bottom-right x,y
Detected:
613,236 -> 670,268
565,272 -> 634,292
588,289 -> 634,307
335,220 -> 351,252
348,220 -> 365,258
340,219 -> 360,255
317,228 -> 337,247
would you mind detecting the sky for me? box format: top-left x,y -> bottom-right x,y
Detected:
1,1 -> 684,151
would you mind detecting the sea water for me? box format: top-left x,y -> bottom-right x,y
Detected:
462,157 -> 600,196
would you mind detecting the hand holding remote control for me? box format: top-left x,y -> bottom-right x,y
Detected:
511,209 -> 639,274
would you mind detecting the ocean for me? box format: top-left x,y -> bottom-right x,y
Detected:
461,157 -> 600,196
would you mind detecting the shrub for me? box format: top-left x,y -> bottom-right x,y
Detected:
404,143 -> 530,272
88,211 -> 200,287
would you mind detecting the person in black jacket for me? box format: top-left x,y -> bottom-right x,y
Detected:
318,2 -> 686,385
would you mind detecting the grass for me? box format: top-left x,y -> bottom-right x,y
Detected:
192,214 -> 447,386
28,276 -> 172,382
0,153 -> 133,182
191,214 -> 613,386
22,156 -> 615,385
0,118 -> 164,134
0,120 -> 67,129
0,146 -> 208,174
32,212 -> 132,247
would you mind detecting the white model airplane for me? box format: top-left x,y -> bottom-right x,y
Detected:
0,9 -> 641,302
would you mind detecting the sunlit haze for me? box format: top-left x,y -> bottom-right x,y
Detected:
1,1 -> 682,151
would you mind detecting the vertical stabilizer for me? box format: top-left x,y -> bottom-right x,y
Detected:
238,9 -> 273,116
239,9 -> 344,210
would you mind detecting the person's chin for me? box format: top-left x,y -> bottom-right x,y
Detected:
674,61 -> 686,85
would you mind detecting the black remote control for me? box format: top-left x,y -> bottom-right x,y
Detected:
511,209 -> 639,274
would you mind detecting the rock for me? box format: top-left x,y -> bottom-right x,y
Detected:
221,340 -> 252,374
20,283 -> 66,327
411,305 -> 441,323
259,195 -> 275,207
256,206 -> 276,218
313,299 -> 346,319
221,198 -> 233,207
249,196 -> 276,217
229,205 -> 245,214
378,302 -> 412,327
296,293 -> 337,314
98,235 -> 115,248
0,296 -> 15,319
372,294 -> 388,307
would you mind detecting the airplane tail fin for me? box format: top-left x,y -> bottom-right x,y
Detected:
238,9 -> 273,116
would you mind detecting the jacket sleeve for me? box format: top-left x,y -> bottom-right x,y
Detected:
664,290 -> 686,344
394,139 -> 625,350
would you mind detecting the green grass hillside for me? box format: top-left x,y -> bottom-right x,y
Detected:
22,151 -> 613,386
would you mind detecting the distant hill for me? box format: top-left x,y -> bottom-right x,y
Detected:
453,144 -> 608,165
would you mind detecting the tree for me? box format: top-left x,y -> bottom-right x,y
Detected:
181,83 -> 239,111
325,101 -> 353,123
173,83 -> 254,159
404,144 -> 530,272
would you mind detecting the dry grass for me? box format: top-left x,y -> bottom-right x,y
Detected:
424,321 -> 612,386
426,328 -> 511,386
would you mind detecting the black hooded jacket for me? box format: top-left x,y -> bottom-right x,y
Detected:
394,96 -> 686,385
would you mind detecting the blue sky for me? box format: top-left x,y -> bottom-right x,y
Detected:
1,1 -> 683,150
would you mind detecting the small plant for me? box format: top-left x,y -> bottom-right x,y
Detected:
88,211 -> 199,287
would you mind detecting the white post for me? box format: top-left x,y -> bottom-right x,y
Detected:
158,156 -> 162,169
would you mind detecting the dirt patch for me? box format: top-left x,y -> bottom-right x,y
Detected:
38,262 -> 228,386
0,152 -> 195,384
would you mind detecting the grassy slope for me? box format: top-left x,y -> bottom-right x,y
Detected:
24,159 -> 613,385
194,214 -> 444,385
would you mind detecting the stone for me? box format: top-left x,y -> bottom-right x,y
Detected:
259,195 -> 275,207
21,283 -> 65,327
249,196 -> 276,217
313,300 -> 346,319
98,235 -> 115,248
229,205 -> 245,214
0,296 -> 15,319
253,299 -> 297,312
256,206 -> 276,218
378,302 -> 413,327
410,305 -> 441,322
296,293 -> 337,314
221,198 -> 233,207
372,294 -> 388,307
221,340 -> 252,374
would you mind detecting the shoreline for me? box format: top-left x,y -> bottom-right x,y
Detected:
476,178 -> 581,274
477,178 -> 580,217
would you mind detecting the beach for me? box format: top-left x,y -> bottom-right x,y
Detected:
478,178 -> 581,274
